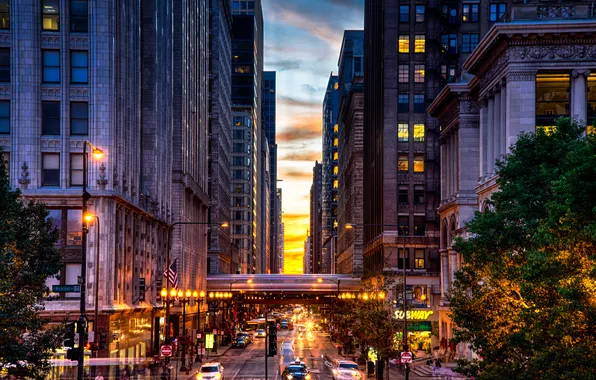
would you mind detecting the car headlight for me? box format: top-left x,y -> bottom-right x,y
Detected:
332,369 -> 338,375
197,374 -> 202,379
351,370 -> 360,377
287,375 -> 293,380
215,373 -> 222,379
305,375 -> 311,380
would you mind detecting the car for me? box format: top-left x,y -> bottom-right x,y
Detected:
281,361 -> 311,380
280,320 -> 289,329
232,336 -> 248,348
197,362 -> 224,379
331,360 -> 362,380
237,332 -> 252,344
255,329 -> 266,338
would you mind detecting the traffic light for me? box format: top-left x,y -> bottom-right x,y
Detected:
267,321 -> 277,357
99,333 -> 107,350
64,322 -> 76,348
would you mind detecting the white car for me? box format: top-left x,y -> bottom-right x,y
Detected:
255,328 -> 267,337
198,362 -> 224,380
332,360 -> 362,380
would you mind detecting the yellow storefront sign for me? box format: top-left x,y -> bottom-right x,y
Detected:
205,333 -> 214,349
394,310 -> 434,320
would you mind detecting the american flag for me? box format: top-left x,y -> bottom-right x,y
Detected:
165,258 -> 178,289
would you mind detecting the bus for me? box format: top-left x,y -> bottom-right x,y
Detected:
245,317 -> 276,332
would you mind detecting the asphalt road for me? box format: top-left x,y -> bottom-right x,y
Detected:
185,328 -> 340,380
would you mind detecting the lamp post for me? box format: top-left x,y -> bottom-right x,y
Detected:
316,277 -> 341,337
207,292 -> 232,353
78,142 -> 104,380
346,222 -> 410,379
194,290 -> 206,363
83,213 -> 100,357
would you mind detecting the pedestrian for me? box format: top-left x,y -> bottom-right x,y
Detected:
338,344 -> 343,356
94,373 -> 104,380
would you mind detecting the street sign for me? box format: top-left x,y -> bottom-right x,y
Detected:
160,345 -> 173,357
400,352 -> 412,364
52,285 -> 81,293
197,333 -> 202,339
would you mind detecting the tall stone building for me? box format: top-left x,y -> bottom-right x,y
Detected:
336,30 -> 365,276
1,0 -> 209,363
309,161 -> 323,273
321,74 -> 339,274
260,127 -> 271,273
208,0 -> 234,274
429,0 -> 596,358
231,0 -> 264,273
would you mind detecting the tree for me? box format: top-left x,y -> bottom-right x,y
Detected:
0,152 -> 64,379
449,118 -> 596,380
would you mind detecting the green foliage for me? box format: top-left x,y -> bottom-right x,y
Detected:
0,150 -> 64,379
449,118 -> 596,379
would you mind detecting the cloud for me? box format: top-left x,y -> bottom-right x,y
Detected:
280,151 -> 321,162
282,213 -> 310,224
301,84 -> 326,95
276,114 -> 322,142
328,0 -> 364,10
266,59 -> 302,71
279,170 -> 313,181
278,95 -> 320,109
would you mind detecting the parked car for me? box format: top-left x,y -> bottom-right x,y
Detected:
331,360 -> 362,380
197,362 -> 224,380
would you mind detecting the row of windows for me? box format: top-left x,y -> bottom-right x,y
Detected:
36,152 -> 84,187
398,185 -> 425,205
398,3 -> 507,24
398,153 -> 425,173
40,0 -> 89,32
398,123 -> 425,142
398,93 -> 426,113
395,216 -> 426,237
398,64 -> 425,83
40,50 -> 88,84
0,101 -> 88,135
441,33 -> 480,54
398,35 -> 425,54
398,249 -> 427,270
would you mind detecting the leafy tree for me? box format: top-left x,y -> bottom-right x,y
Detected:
0,151 -> 64,378
449,118 -> 596,380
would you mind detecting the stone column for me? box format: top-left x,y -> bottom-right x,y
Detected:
506,72 -> 536,152
486,96 -> 494,174
500,83 -> 507,156
440,141 -> 447,200
479,101 -> 488,177
493,89 -> 501,163
572,69 -> 590,126
440,250 -> 450,299
449,249 -> 458,283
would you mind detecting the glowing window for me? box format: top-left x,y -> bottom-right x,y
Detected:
333,152 -> 338,160
413,124 -> 425,142
536,73 -> 570,129
333,166 -> 338,175
333,124 -> 338,133
333,180 -> 338,189
413,153 -> 424,173
414,65 -> 425,83
333,138 -> 338,147
414,35 -> 425,53
398,123 -> 408,142
399,35 -> 409,53
398,153 -> 408,172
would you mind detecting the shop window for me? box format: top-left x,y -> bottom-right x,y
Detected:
441,34 -> 458,54
490,3 -> 507,22
413,124 -> 425,142
414,65 -> 425,83
415,5 -> 425,22
398,186 -> 408,204
399,65 -> 409,83
414,35 -> 425,53
414,216 -> 426,236
536,73 -> 570,129
42,50 -> 60,83
399,5 -> 409,22
414,153 -> 424,172
42,153 -> 60,186
71,51 -> 88,83
0,100 -> 8,134
414,249 -> 425,269
42,101 -> 60,135
398,248 -> 410,269
414,94 -> 425,113
463,4 -> 479,22
70,153 -> 83,187
414,185 -> 425,205
398,123 -> 409,142
42,0 -> 60,31
398,94 -> 409,113
0,48 -> 9,83
70,102 -> 88,135
70,0 -> 88,32
399,35 -> 409,53
462,33 -> 479,53
398,153 -> 408,172
0,0 -> 8,29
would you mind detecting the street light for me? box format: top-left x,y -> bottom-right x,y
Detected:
345,221 -> 410,379
206,292 -> 232,354
78,141 -> 103,380
84,213 -> 100,358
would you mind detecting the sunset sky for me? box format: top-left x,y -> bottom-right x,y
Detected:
262,0 -> 364,274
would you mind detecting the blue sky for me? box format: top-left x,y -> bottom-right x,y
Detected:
262,0 -> 364,273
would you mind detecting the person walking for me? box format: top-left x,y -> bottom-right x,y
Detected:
94,373 -> 104,380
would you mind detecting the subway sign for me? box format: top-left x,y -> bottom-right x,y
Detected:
394,310 -> 434,320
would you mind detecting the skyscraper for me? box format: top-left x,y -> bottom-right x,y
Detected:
309,161 -> 323,273
231,0 -> 264,273
208,0 -> 234,274
321,74 -> 339,274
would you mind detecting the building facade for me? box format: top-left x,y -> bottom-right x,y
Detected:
208,0 -> 234,274
1,0 -> 209,365
309,161 -> 323,273
321,74 -> 339,274
429,0 -> 596,359
230,0 -> 264,274
303,235 -> 312,274
336,31 -> 364,276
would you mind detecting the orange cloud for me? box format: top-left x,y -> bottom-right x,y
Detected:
277,114 -> 322,142
278,95 -> 320,109
280,150 -> 322,162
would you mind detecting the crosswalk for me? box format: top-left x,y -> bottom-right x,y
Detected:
411,364 -> 467,379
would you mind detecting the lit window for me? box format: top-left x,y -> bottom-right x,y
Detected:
414,249 -> 425,268
42,0 -> 60,31
333,138 -> 338,147
70,153 -> 83,186
490,3 -> 507,22
463,4 -> 479,22
398,153 -> 408,172
587,74 -> 596,129
398,94 -> 409,113
414,35 -> 425,53
399,65 -> 409,83
0,0 -> 9,30
333,180 -> 338,189
399,35 -> 409,53
42,153 -> 60,186
399,5 -> 409,22
71,51 -> 88,83
66,210 -> 82,245
42,50 -> 60,83
333,166 -> 338,175
333,124 -> 338,133
398,123 -> 408,142
415,5 -> 425,22
536,73 -> 570,128
70,0 -> 88,32
333,152 -> 338,160
414,65 -> 425,83
70,102 -> 88,135
0,48 -> 9,82
462,34 -> 479,53
413,153 -> 424,172
413,124 -> 425,142
0,100 -> 8,134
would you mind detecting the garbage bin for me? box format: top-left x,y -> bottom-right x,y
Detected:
367,361 -> 375,376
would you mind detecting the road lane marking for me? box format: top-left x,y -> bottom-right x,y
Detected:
231,366 -> 242,379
